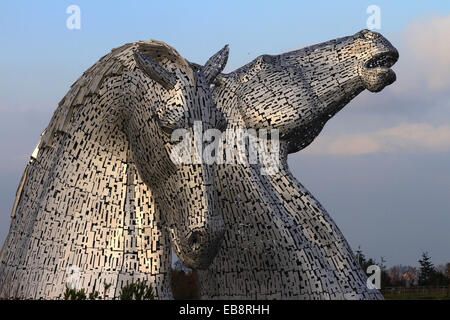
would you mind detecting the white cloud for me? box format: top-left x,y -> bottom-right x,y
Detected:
303,123 -> 450,156
394,14 -> 450,93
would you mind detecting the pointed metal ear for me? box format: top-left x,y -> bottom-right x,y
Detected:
134,51 -> 177,90
202,45 -> 229,84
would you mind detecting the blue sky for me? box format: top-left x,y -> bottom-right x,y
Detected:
0,1 -> 449,267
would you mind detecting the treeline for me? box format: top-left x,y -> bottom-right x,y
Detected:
355,247 -> 450,288
169,249 -> 450,299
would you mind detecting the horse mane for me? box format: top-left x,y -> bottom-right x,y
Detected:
39,40 -> 193,149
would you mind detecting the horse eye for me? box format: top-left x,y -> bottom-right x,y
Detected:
160,125 -> 175,136
154,117 -> 176,136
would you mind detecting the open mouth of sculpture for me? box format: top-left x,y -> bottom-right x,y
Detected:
364,50 -> 399,71
360,49 -> 399,92
188,231 -> 202,252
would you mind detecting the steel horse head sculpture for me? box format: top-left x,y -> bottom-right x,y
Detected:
0,40 -> 228,299
0,29 -> 399,300
196,29 -> 399,300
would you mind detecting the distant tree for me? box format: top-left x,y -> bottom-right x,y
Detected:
389,265 -> 402,287
418,252 -> 435,286
365,257 -> 377,271
401,267 -> 418,287
355,246 -> 376,271
355,246 -> 366,269
446,263 -> 450,279
379,257 -> 391,288
430,270 -> 448,286
379,257 -> 386,270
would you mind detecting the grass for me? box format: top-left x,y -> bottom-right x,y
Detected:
382,287 -> 450,300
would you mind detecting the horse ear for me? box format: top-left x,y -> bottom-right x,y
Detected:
134,51 -> 177,90
203,45 -> 229,84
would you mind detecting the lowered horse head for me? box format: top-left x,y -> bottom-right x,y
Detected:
123,41 -> 228,269
0,40 -> 229,299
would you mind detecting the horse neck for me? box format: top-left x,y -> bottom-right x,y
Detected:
46,122 -> 171,271
199,97 -> 369,297
1,116 -> 172,298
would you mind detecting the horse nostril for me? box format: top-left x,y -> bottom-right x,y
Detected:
188,231 -> 202,252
